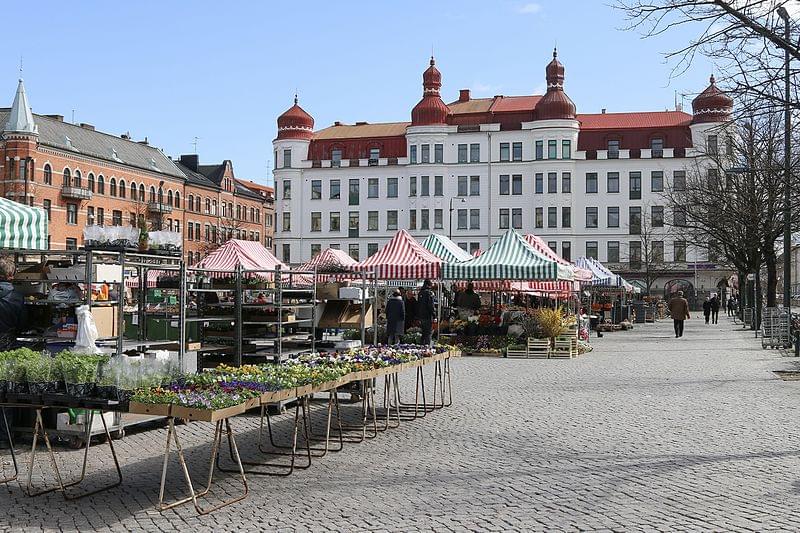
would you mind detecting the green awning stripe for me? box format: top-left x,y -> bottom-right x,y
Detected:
0,197 -> 48,250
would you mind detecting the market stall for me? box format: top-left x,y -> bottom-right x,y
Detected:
575,256 -> 636,328
0,197 -> 48,250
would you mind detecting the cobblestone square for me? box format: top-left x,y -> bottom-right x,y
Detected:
2,317 -> 800,531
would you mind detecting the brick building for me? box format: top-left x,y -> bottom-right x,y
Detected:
235,179 -> 275,252
0,79 -> 273,264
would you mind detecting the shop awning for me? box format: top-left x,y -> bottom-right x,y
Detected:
351,229 -> 442,280
523,234 -> 593,283
299,247 -> 357,273
421,234 -> 472,264
0,197 -> 48,250
574,256 -> 635,291
443,230 -> 573,281
192,239 -> 288,279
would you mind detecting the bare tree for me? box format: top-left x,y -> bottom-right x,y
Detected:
198,218 -> 246,255
625,201 -> 672,295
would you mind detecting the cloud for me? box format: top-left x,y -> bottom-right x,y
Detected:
518,3 -> 541,14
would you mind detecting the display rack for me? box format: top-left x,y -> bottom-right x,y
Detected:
183,265 -> 239,370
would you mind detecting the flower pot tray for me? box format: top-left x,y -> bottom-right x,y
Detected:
171,403 -> 246,422
43,393 -> 121,411
128,401 -> 172,417
4,392 -> 44,405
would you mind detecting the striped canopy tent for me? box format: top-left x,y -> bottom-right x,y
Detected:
472,249 -> 483,258
443,229 -> 573,281
523,234 -> 593,283
351,229 -> 442,279
192,239 -> 303,281
298,247 -> 359,282
0,197 -> 48,250
574,256 -> 635,292
421,234 -> 472,264
125,269 -> 168,288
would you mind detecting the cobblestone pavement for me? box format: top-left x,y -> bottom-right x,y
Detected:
2,316 -> 800,531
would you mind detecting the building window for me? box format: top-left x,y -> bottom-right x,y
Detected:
469,176 -> 480,196
561,140 -> 571,159
469,143 -> 480,163
87,206 -> 95,226
66,203 -> 78,225
457,176 -> 468,196
65,238 -> 78,251
726,137 -> 734,156
368,210 -> 379,231
547,172 -> 557,193
607,241 -> 620,263
535,173 -> 543,194
650,138 -> 663,158
369,147 -> 380,164
535,140 -> 544,160
562,207 -> 571,228
499,175 -> 510,195
586,207 -> 598,228
283,149 -> 291,168
512,208 -> 522,229
629,171 -> 642,200
348,244 -> 359,261
607,172 -> 619,193
512,142 -> 523,161
42,199 -> 51,221
420,175 -> 430,197
434,209 -> 443,229
674,240 -> 687,262
707,134 -> 718,155
310,212 -> 321,232
330,211 -> 341,231
330,179 -> 340,199
97,207 -> 104,226
535,207 -> 543,229
674,206 -> 687,226
431,175 -> 442,197
653,240 -> 664,263
652,205 -> 664,227
206,197 -> 211,215
349,179 -> 359,205
310,243 -> 321,258
630,241 -> 642,268
311,180 -> 322,199
348,211 -> 359,238
434,144 -> 443,163
586,241 -> 599,260
511,174 -> 522,195
562,172 -> 571,193
43,164 -> 52,185
651,171 -> 664,192
282,180 -> 291,200
629,206 -> 642,234
120,180 -> 128,199
282,212 -> 291,231
457,144 -> 467,163
548,140 -> 557,159
499,208 -> 510,229
500,143 -> 510,162
548,241 -> 557,252
368,178 -> 379,198
673,170 -> 686,191
586,173 -> 598,193
608,206 -> 620,228
410,145 -> 417,164
367,243 -> 378,257
421,144 -> 431,164
457,209 -> 467,230
469,209 -> 480,230
139,183 -> 146,202
109,178 -> 117,197
409,209 -> 417,230
547,207 -> 557,228
282,243 -> 291,263
608,140 -> 620,159
420,209 -> 430,230
387,210 -> 398,230
387,177 -> 398,198
409,176 -> 417,197
561,241 -> 571,261
332,149 -> 342,167
457,242 -> 468,252
97,175 -> 106,195
62,168 -> 71,187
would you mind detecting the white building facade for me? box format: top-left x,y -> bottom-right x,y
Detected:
273,52 -> 734,299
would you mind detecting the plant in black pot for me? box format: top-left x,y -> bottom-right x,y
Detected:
24,355 -> 57,395
97,358 -> 122,401
57,352 -> 106,398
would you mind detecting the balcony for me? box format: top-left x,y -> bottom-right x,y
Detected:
60,185 -> 93,200
147,202 -> 173,214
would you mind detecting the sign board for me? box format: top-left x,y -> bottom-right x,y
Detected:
747,273 -> 756,281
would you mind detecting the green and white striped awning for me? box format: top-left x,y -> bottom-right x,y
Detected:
421,234 -> 472,264
0,196 -> 48,250
442,229 -> 573,281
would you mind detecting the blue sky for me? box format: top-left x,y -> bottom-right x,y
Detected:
3,0 -> 715,185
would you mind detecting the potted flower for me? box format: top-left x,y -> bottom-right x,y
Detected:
534,308 -> 566,348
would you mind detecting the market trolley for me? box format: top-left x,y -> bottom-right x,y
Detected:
761,307 -> 791,349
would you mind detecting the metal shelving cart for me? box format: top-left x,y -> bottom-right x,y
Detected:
761,307 -> 791,349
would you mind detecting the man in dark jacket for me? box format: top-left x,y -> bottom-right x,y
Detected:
702,297 -> 711,325
710,295 -> 721,324
668,291 -> 691,338
417,279 -> 435,346
0,255 -> 26,347
385,290 -> 405,345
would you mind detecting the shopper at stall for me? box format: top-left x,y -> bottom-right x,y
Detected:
458,282 -> 482,317
669,290 -> 691,338
417,279 -> 435,346
386,290 -> 405,345
702,297 -> 711,325
710,295 -> 721,324
0,255 -> 26,349
404,288 -> 418,330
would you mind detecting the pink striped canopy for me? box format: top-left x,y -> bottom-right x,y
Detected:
192,239 -> 287,278
352,229 -> 442,279
125,269 -> 168,288
300,247 -> 357,272
472,249 -> 483,257
524,234 -> 593,283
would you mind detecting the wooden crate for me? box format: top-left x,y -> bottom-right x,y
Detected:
527,338 -> 550,359
505,346 -> 528,358
551,336 -> 576,359
171,403 -> 246,422
128,401 -> 171,417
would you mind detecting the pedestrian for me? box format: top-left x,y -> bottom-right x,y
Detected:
404,288 -> 417,330
710,295 -> 720,324
417,279 -> 435,346
702,297 -> 711,325
726,297 -> 733,317
668,290 -> 691,338
385,290 -> 405,345
0,255 -> 27,349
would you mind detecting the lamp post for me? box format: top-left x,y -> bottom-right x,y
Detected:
449,197 -> 465,241
777,5 -> 792,313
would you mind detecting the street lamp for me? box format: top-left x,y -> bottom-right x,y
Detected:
449,197 -> 466,241
777,5 -> 792,312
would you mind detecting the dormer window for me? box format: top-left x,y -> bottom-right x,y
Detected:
332,149 -> 342,167
369,147 -> 380,165
650,137 -> 663,158
607,139 -> 620,159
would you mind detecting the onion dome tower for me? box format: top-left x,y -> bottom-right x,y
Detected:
691,75 -> 733,124
411,56 -> 450,126
534,48 -> 576,120
276,95 -> 314,140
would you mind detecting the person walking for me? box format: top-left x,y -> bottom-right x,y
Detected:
726,297 -> 733,317
385,290 -> 405,345
702,297 -> 711,325
710,295 -> 721,324
668,290 -> 691,338
417,279 -> 435,346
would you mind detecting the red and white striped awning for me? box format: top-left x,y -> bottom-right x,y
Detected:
454,279 -> 573,295
125,269 -> 167,288
192,239 -> 287,278
524,234 -> 593,283
472,249 -> 483,258
351,229 -> 442,280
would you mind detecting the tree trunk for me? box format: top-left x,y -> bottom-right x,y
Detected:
764,249 -> 778,308
755,271 -> 763,331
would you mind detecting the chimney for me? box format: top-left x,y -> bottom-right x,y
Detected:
334,121 -> 342,126
180,154 -> 199,171
46,114 -> 64,122
601,108 -> 606,114
137,137 -> 149,145
79,123 -> 95,131
459,89 -> 471,102
121,132 -> 131,140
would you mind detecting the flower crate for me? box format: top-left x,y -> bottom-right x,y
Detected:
171,403 -> 246,422
128,401 -> 172,417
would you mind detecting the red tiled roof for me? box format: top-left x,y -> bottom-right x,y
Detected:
578,111 -> 692,130
490,95 -> 542,113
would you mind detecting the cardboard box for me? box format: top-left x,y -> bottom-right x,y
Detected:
339,286 -> 370,300
317,282 -> 344,300
91,306 -> 120,338
339,303 -> 373,328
